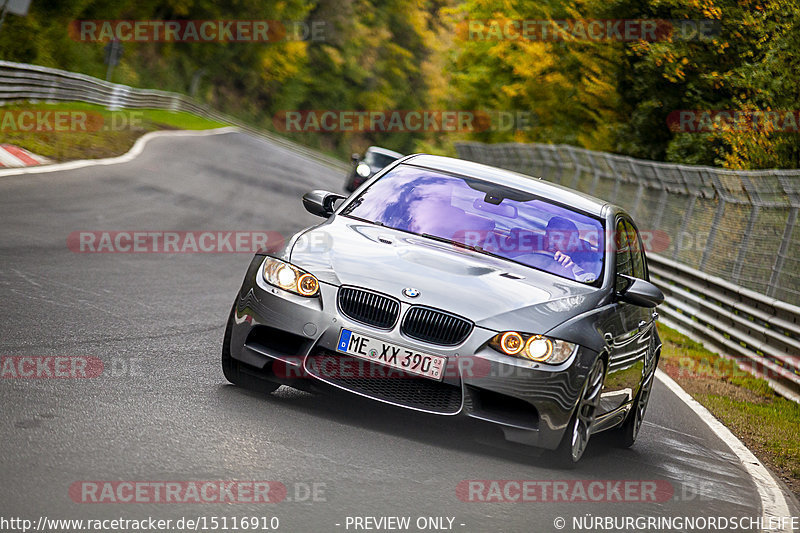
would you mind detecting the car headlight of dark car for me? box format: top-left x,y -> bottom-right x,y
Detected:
262,257 -> 320,297
489,331 -> 576,364
355,163 -> 371,177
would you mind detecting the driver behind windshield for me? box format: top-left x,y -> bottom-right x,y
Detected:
342,165 -> 603,284
537,216 -> 596,282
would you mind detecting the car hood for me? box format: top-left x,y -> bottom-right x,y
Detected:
289,217 -> 605,333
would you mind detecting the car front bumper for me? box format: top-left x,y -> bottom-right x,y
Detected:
227,256 -> 599,450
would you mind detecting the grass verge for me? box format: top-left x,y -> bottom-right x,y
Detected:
658,323 -> 800,498
0,101 -> 227,162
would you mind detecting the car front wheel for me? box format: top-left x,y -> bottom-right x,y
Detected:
222,305 -> 280,393
553,357 -> 606,466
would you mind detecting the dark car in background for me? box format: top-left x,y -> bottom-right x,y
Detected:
223,154 -> 664,465
344,146 -> 403,192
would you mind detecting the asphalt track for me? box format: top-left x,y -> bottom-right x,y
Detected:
0,130 -> 797,533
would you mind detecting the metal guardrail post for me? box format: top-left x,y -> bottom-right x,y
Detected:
565,146 -> 582,189
768,206 -> 797,298
552,145 -> 568,184
766,173 -> 800,299
531,145 -> 547,178
732,175 -> 760,284
673,167 -> 697,261
632,181 -> 646,219
588,154 -> 602,196
651,166 -> 670,230
520,144 -> 536,175
604,155 -> 621,204
699,171 -> 726,271
623,158 -> 645,216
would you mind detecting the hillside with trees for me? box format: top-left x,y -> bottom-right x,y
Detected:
0,0 -> 797,168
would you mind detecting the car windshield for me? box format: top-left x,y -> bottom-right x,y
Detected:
341,165 -> 605,284
364,151 -> 400,169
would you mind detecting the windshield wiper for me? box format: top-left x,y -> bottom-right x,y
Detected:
421,233 -> 483,253
345,215 -> 384,227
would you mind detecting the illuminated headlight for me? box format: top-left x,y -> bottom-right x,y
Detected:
490,332 -> 576,364
356,162 -> 371,178
262,257 -> 319,297
499,332 -> 524,355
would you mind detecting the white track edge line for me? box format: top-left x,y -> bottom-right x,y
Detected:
0,126 -> 239,178
656,369 -> 793,532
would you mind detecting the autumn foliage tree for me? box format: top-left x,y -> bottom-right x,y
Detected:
0,0 -> 797,168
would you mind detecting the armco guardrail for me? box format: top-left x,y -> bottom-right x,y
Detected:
456,141 -> 800,401
649,254 -> 800,402
0,60 -> 348,172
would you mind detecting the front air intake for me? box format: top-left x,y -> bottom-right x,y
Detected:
401,306 -> 473,346
337,287 -> 400,329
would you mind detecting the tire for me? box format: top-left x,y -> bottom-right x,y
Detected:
552,357 -> 606,467
614,362 -> 656,448
222,305 -> 280,394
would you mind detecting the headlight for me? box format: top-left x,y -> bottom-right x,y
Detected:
356,162 -> 371,178
490,332 -> 576,364
499,331 -> 524,355
262,257 -> 319,297
525,336 -> 554,361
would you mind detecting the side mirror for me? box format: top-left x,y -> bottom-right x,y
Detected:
351,153 -> 361,164
303,190 -> 346,218
617,275 -> 664,308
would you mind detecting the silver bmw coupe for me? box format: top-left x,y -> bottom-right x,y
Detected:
222,154 -> 664,464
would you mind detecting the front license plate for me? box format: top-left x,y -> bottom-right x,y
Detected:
336,329 -> 447,381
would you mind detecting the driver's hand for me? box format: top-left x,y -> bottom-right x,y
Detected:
554,251 -> 575,269
554,250 -> 590,281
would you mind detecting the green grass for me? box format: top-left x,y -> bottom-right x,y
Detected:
136,107 -> 228,130
659,325 -> 777,395
700,395 -> 800,477
0,101 -> 227,161
658,323 -> 800,490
